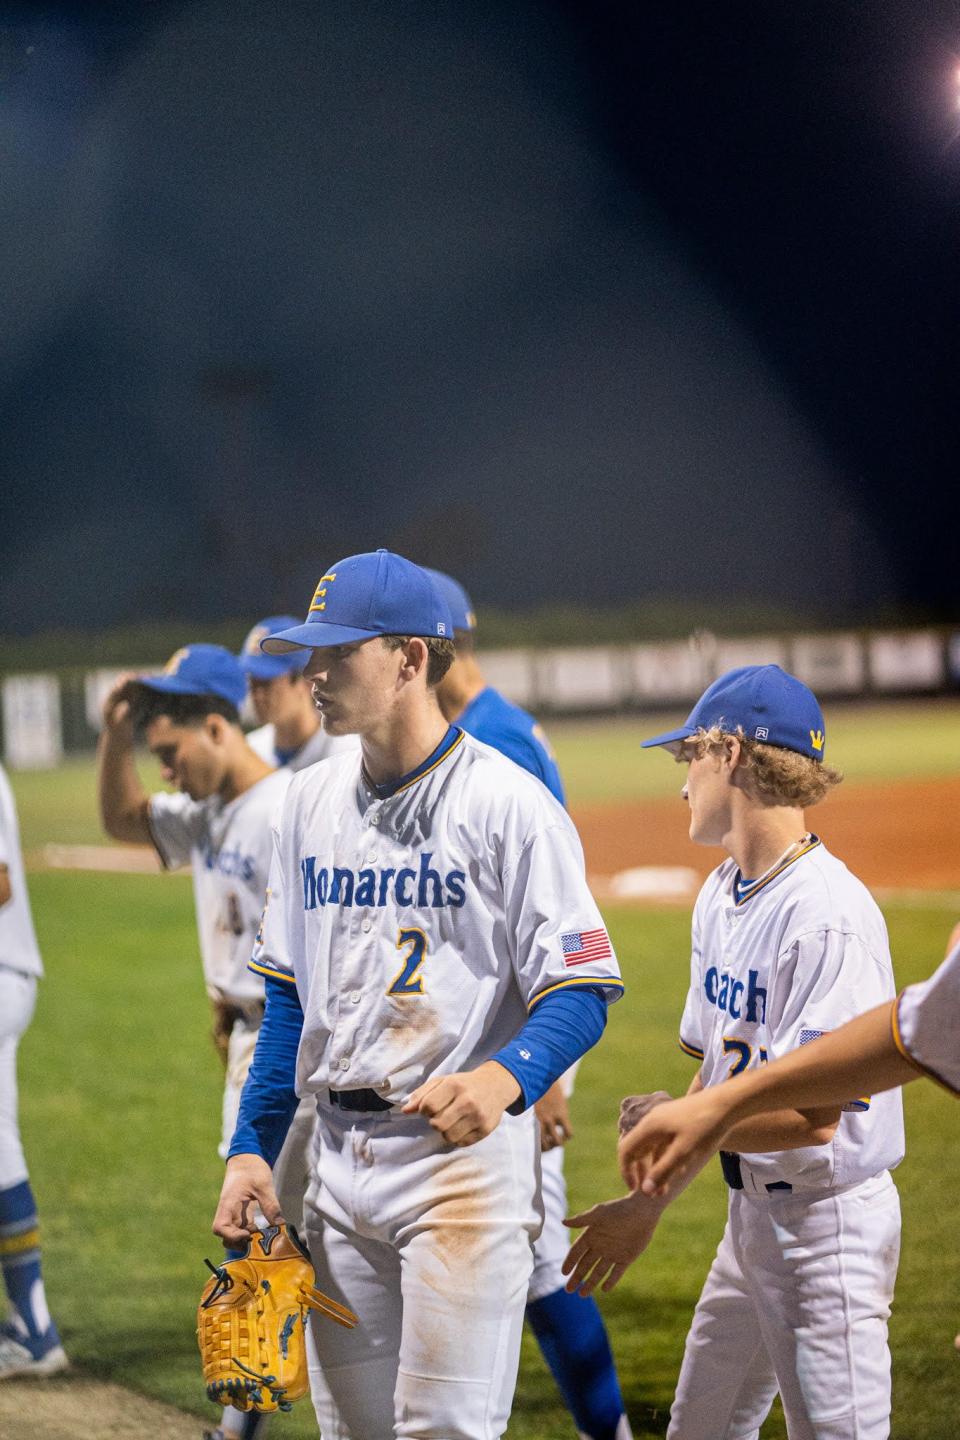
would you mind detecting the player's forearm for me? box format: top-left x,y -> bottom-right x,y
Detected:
97,729 -> 151,843
227,975 -> 303,1167
721,1104 -> 840,1153
707,1003 -> 915,1134
492,987 -> 606,1111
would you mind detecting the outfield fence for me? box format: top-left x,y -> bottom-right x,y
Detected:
2,626 -> 960,769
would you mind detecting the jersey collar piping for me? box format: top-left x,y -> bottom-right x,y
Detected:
732,834 -> 821,907
361,725 -> 464,800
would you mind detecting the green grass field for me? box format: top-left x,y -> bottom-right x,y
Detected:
10,698 -> 960,1436
17,879 -> 960,1438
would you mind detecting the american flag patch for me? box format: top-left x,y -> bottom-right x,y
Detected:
799,1028 -> 824,1045
560,928 -> 613,967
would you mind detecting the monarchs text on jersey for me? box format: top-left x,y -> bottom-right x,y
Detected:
251,727 -> 623,1101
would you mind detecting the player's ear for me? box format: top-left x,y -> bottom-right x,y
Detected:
398,638 -> 429,684
724,735 -> 742,773
204,714 -> 231,746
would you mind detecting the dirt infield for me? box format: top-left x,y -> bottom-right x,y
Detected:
0,1376 -> 199,1439
573,775 -> 960,895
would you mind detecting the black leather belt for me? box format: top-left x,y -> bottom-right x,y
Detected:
720,1150 -> 792,1194
720,1150 -> 744,1188
328,1087 -> 393,1112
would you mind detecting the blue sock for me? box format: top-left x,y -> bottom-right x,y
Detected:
526,1286 -> 626,1440
0,1179 -> 60,1355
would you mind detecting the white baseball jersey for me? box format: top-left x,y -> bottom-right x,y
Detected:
894,942 -> 960,1094
0,764 -> 43,979
680,838 -> 904,1189
148,768 -> 291,1005
251,727 -> 623,1103
246,722 -> 356,772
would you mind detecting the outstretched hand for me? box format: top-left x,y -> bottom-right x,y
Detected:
618,1090 -> 731,1197
618,1090 -> 673,1137
562,1191 -> 665,1296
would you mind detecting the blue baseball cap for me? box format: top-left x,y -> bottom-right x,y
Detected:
138,644 -> 247,710
423,569 -> 477,634
261,549 -> 454,654
238,616 -> 306,679
641,665 -> 827,761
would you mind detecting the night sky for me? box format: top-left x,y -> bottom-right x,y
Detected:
2,0 -> 958,636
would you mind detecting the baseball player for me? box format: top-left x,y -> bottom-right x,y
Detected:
213,548 -> 625,1440
0,763 -> 68,1380
427,567 -> 632,1440
239,614 -> 357,771
618,934 -> 960,1200
564,665 -> 905,1440
96,645 -> 305,1440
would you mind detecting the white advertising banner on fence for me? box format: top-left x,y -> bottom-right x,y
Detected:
791,633 -> 865,694
629,642 -> 706,704
715,636 -> 789,672
536,647 -> 627,710
480,649 -> 537,707
2,675 -> 63,770
867,632 -> 944,691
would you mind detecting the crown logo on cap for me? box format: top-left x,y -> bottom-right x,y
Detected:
809,729 -> 824,752
163,647 -> 190,676
309,573 -> 337,615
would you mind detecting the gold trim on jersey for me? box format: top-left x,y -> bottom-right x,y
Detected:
679,1036 -> 704,1060
363,728 -> 466,799
528,975 -> 624,1010
393,728 -> 466,794
891,991 -> 960,1096
733,835 -> 821,907
248,960 -> 298,985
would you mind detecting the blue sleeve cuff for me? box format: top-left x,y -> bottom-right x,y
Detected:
227,973 -> 303,1168
492,987 -> 607,1114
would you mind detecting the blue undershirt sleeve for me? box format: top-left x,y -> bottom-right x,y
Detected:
491,987 -> 607,1114
227,974 -> 303,1168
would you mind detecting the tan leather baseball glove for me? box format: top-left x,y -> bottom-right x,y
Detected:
197,1222 -> 357,1414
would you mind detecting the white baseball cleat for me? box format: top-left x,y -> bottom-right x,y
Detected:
0,1330 -> 69,1380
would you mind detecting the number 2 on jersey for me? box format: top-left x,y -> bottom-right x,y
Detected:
387,928 -> 428,996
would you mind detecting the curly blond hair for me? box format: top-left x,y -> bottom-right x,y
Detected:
677,726 -> 843,808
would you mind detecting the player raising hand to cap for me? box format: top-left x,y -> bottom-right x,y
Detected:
97,645 -> 313,1440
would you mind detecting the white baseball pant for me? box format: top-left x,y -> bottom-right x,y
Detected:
0,968 -> 35,1190
303,1103 -> 541,1440
667,1171 -> 901,1440
527,1143 -> 568,1303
